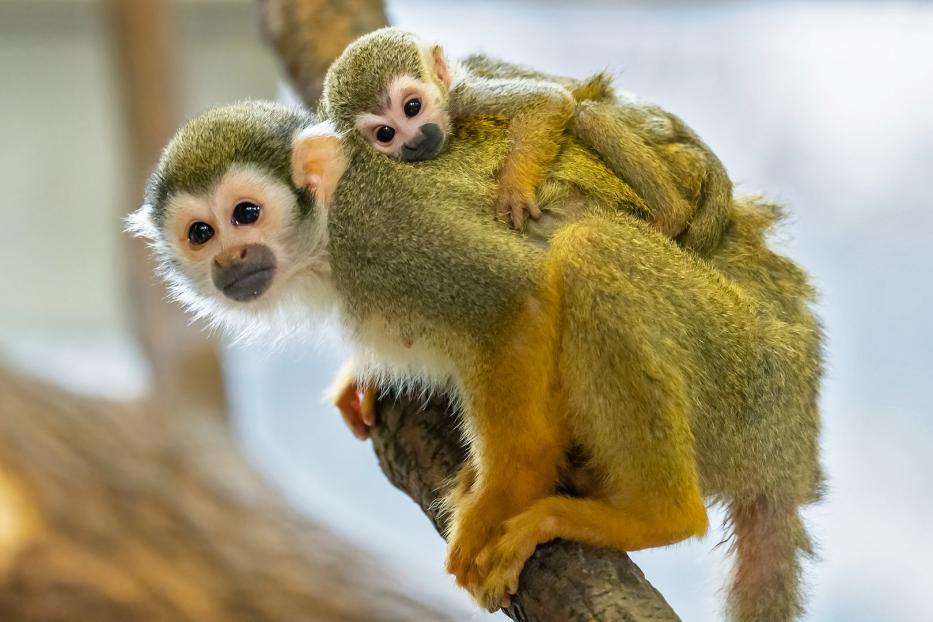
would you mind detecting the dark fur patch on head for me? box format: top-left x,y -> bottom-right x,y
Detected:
322,28 -> 425,130
145,101 -> 315,227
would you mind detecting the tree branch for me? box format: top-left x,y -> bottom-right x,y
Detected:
371,394 -> 681,622
0,369 -> 456,622
258,0 -> 389,105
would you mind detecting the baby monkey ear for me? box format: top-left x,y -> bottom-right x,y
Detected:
291,121 -> 348,210
426,44 -> 451,88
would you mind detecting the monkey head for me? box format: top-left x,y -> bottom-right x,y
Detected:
321,27 -> 453,163
127,101 -> 348,340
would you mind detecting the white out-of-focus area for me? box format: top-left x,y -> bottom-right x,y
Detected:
2,1 -> 932,621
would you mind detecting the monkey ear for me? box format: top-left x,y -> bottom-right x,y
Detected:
125,204 -> 159,240
427,44 -> 451,87
291,121 -> 348,210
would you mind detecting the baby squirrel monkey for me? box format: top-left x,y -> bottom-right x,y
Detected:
321,27 -> 733,253
130,101 -> 823,622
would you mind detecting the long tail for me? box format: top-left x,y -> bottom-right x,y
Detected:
727,496 -> 814,622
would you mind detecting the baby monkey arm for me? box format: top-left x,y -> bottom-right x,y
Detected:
462,54 -> 733,253
451,73 -> 575,229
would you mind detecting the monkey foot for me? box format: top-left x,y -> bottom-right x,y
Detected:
334,380 -> 377,440
445,510 -> 505,590
471,512 -> 541,611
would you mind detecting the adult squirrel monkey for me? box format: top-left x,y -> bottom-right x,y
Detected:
129,101 -> 823,622
321,27 -> 733,254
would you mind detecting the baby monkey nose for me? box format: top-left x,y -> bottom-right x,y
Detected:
400,123 -> 445,162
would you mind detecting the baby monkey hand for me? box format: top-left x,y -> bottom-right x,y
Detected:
495,177 -> 541,230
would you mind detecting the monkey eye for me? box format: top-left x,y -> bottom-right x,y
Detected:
404,98 -> 422,117
375,126 -> 396,143
188,221 -> 214,245
232,201 -> 261,225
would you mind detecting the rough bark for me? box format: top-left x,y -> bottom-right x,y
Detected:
257,2 -> 682,620
0,369 -> 455,622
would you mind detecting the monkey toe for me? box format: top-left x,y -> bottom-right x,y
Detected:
470,557 -> 521,613
445,545 -> 479,588
525,200 -> 542,220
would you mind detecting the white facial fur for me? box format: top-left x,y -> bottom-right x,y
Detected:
127,163 -> 337,345
355,75 -> 450,157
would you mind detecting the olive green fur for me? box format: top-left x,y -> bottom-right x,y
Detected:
144,101 -> 314,228
142,99 -> 823,622
321,28 -> 431,132
327,109 -> 822,622
330,114 -> 823,503
452,50 -> 735,256
328,116 -> 651,346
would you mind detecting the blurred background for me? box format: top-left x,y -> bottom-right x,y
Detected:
1,0 -> 932,620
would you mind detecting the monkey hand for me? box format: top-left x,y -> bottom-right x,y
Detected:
494,181 -> 541,231
333,376 -> 377,440
444,475 -> 508,591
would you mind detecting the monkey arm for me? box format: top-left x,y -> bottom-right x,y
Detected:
443,292 -> 566,601
452,74 -> 576,228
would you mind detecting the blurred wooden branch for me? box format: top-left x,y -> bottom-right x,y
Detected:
257,3 -> 681,620
0,369 -> 455,622
258,0 -> 389,106
106,0 -> 228,423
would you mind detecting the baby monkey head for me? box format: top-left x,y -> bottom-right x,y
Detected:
322,27 -> 453,162
127,101 -> 349,338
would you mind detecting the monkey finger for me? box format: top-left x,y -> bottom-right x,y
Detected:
336,394 -> 370,440
360,387 -> 378,427
341,408 -> 370,441
487,594 -> 512,613
525,200 -> 542,220
509,204 -> 526,231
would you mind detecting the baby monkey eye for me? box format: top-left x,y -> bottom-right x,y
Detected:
375,126 -> 396,143
404,98 -> 422,117
188,222 -> 214,245
232,201 -> 261,225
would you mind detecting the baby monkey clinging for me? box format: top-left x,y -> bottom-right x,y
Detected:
322,27 -> 581,228
321,28 -> 734,250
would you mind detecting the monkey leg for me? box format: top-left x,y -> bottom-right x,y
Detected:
571,100 -> 695,239
472,487 -> 709,611
670,136 -> 733,256
469,365 -> 711,609
445,296 -> 568,590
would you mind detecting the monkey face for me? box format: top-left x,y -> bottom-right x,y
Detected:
355,75 -> 450,163
128,162 -> 336,340
163,165 -> 299,304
